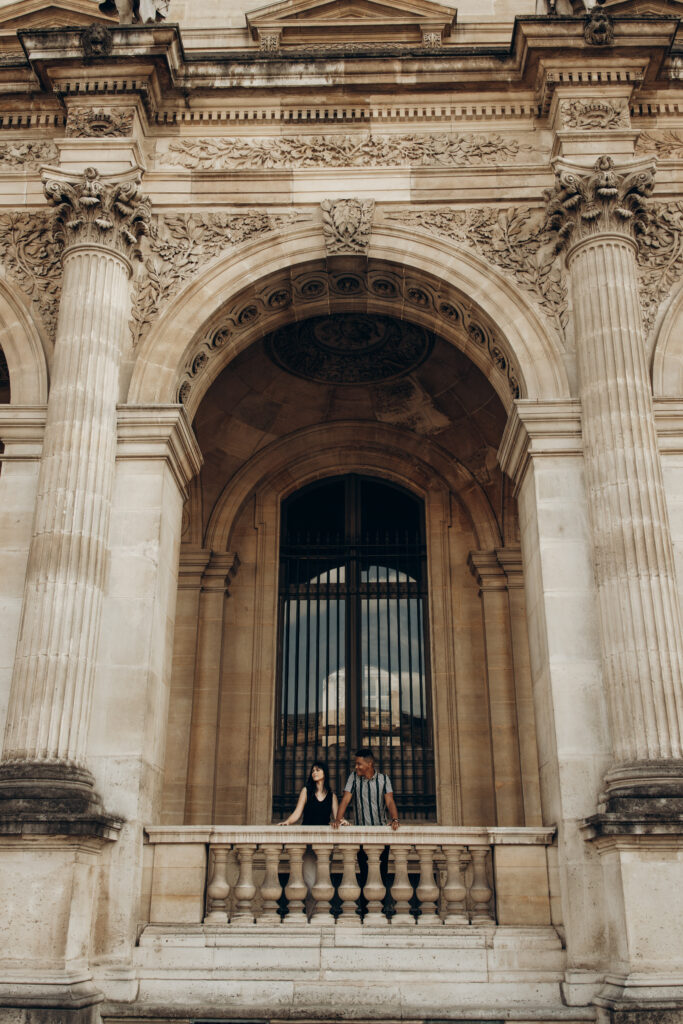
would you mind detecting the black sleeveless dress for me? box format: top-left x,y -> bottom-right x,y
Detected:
302,789 -> 333,825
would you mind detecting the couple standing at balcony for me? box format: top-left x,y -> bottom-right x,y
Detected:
280,748 -> 401,830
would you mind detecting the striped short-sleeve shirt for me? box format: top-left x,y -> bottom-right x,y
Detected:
344,771 -> 393,826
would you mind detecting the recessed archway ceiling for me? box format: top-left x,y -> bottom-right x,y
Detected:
176,258 -> 521,416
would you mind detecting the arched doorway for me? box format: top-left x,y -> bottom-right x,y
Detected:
273,474 -> 435,821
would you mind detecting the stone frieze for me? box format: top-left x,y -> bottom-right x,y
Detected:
0,140 -> 58,171
158,133 -> 533,171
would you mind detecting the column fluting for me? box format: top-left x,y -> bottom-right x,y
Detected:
0,166 -> 150,803
548,156 -> 683,798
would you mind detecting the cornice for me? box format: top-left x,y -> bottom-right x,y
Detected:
6,16 -> 680,111
116,404 -> 203,496
497,399 -> 583,493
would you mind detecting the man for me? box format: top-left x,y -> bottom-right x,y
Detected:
332,748 -> 400,830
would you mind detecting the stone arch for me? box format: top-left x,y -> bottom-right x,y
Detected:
127,222 -> 570,412
0,277 -> 49,404
651,279 -> 683,398
206,421 -> 501,554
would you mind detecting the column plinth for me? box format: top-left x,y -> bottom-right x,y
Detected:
0,166 -> 150,832
547,156 -> 683,816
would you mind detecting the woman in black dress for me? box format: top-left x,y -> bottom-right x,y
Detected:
280,761 -> 338,826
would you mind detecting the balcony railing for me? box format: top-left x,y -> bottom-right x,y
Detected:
143,825 -> 556,929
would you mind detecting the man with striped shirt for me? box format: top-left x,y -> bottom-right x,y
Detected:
332,748 -> 400,830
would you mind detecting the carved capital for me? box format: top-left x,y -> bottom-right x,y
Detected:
43,166 -> 151,262
545,155 -> 655,254
321,198 -> 375,255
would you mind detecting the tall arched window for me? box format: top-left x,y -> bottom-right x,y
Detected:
273,475 -> 435,820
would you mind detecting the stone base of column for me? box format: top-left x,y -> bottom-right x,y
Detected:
0,975 -> 103,1024
584,760 -> 683,832
0,761 -> 122,838
595,989 -> 683,1024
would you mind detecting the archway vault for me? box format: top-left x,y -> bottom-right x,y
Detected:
127,223 -> 571,414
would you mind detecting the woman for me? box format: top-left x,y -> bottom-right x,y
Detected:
280,761 -> 338,826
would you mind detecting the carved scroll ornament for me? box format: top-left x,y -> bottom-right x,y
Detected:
545,155 -> 655,253
43,167 -> 151,261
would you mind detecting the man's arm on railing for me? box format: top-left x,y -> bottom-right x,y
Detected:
332,791 -> 352,828
385,792 -> 400,830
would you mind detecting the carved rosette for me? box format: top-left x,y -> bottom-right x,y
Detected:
545,155 -> 655,255
43,166 -> 151,264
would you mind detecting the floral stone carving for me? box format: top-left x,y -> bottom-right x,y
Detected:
386,205 -> 567,337
321,199 -> 375,255
65,108 -> 134,138
0,211 -> 62,340
130,210 -> 304,347
0,141 -> 58,171
160,133 -> 531,171
545,155 -> 655,252
43,167 -> 151,261
637,200 -> 683,336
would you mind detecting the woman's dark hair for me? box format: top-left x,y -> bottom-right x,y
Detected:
305,760 -> 331,798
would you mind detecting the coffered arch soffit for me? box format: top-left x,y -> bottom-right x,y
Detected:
127,224 -> 571,413
206,421 -> 502,554
0,275 -> 49,404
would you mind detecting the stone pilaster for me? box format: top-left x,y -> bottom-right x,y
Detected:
546,155 -> 683,811
0,167 -> 150,827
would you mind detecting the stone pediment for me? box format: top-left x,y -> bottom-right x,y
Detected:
599,0 -> 683,12
0,0 -> 114,32
246,0 -> 457,47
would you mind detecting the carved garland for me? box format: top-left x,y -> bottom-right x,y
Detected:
159,133 -> 533,171
175,265 -> 521,408
0,141 -> 58,171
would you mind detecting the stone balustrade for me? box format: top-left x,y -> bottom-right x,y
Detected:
144,825 -> 556,928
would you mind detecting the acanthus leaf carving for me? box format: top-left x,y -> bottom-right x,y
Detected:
636,200 -> 683,337
545,155 -> 655,252
636,130 -> 683,159
0,211 -> 62,340
385,205 -> 567,337
159,133 -> 533,171
130,210 -> 305,347
0,141 -> 59,171
43,167 -> 151,261
321,198 -> 375,255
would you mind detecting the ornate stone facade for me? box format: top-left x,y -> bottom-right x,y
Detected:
0,3 -> 683,1024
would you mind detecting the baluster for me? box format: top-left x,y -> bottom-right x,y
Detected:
336,843 -> 361,925
259,843 -> 283,924
390,845 -> 414,925
232,843 -> 257,922
363,845 -> 386,925
442,845 -> 468,925
204,846 -> 231,924
311,843 -> 334,922
470,847 -> 494,924
284,843 -> 308,924
416,845 -> 440,926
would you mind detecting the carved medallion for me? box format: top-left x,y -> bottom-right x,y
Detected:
264,313 -> 434,385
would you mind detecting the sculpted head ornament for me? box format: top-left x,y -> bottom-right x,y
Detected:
584,4 -> 614,46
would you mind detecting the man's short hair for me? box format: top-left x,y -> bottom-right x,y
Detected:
355,747 -> 375,762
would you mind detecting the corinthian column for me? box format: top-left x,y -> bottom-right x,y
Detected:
0,166 -> 150,817
546,155 -> 683,807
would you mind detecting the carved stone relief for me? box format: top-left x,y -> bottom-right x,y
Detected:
43,167 -> 151,260
545,155 -> 655,250
385,205 -> 568,338
560,100 -> 629,131
0,211 -> 62,340
637,201 -> 683,336
159,133 -> 532,171
636,131 -> 683,159
321,199 -> 375,255
584,6 -> 614,46
265,313 -> 434,385
0,141 -> 59,171
372,376 -> 451,436
82,24 -> 113,57
131,211 -> 305,348
65,108 -> 134,138
175,262 -> 521,408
